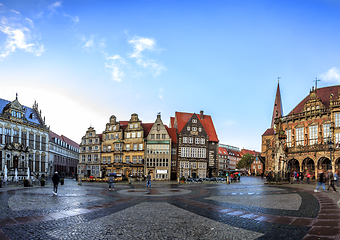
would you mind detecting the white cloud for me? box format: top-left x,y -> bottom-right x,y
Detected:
158,88 -> 163,100
63,13 -> 79,25
128,36 -> 167,76
48,1 -> 62,13
319,67 -> 340,82
105,55 -> 125,82
0,15 -> 45,60
10,10 -> 20,14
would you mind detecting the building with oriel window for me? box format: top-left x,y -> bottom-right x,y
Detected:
145,113 -> 172,181
261,83 -> 340,180
78,127 -> 102,178
0,95 -> 49,180
170,111 -> 219,179
48,131 -> 79,177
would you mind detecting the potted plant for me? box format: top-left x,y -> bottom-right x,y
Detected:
23,179 -> 29,187
180,176 -> 185,184
40,179 -> 45,186
60,178 -> 64,185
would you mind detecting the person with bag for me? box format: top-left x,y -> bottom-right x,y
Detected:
306,172 -> 311,184
108,176 -> 114,191
52,171 -> 60,196
314,170 -> 326,192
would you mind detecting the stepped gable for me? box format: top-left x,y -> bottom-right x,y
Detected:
174,111 -> 219,142
289,85 -> 340,115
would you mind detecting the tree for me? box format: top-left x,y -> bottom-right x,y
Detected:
237,153 -> 254,169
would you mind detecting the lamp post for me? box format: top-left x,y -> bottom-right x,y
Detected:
329,140 -> 334,171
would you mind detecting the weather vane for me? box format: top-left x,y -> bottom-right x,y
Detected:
278,76 -> 281,83
314,78 -> 320,90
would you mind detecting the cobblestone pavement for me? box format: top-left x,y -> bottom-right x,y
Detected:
0,177 -> 339,240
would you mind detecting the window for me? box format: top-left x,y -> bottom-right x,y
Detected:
151,134 -> 155,139
189,137 -> 193,144
115,133 -> 119,139
110,134 -> 113,140
258,165 -> 261,169
126,133 -> 130,138
139,143 -> 143,150
130,124 -> 133,129
89,133 -> 92,137
137,132 -> 141,138
192,127 -> 197,131
183,137 -> 187,143
94,155 -> 98,161
115,143 -> 122,151
134,123 -> 138,128
296,127 -> 304,146
21,132 -> 26,147
106,135 -> 109,140
323,124 -> 331,143
95,146 -> 98,150
126,144 -> 130,151
195,138 -> 200,144
309,125 -> 318,145
13,130 -> 19,143
115,155 -> 121,163
133,144 -> 137,151
103,146 -> 107,152
82,155 -> 85,162
156,134 -> 160,139
162,134 -> 166,139
4,128 -> 11,144
132,132 -> 136,138
192,119 -> 197,123
133,156 -> 137,164
157,124 -> 160,131
199,128 -> 202,132
172,148 -> 176,155
125,156 -> 130,163
336,113 -> 340,127
87,155 -> 91,162
107,157 -> 111,164
187,126 -> 190,131
138,156 -> 142,164
286,129 -> 291,147
201,138 -> 205,144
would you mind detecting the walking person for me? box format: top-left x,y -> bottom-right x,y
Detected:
306,172 -> 311,184
314,170 -> 326,192
108,176 -> 114,191
146,172 -> 151,188
327,170 -> 337,192
300,172 -> 304,183
52,171 -> 60,196
335,172 -> 339,187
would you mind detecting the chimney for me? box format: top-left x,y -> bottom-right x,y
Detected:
200,110 -> 204,119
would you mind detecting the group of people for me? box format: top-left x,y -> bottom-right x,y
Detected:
315,169 -> 339,192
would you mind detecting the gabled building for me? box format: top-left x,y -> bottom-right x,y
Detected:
0,95 -> 49,179
227,149 -> 241,170
145,113 -> 172,180
78,127 -> 101,178
262,83 -> 340,180
218,147 -> 229,175
171,111 -> 219,178
240,149 -> 262,175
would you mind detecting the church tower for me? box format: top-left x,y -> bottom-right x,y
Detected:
271,81 -> 283,128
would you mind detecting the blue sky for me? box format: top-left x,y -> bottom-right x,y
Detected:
1,0 -> 340,151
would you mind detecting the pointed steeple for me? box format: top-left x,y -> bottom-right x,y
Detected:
271,80 -> 283,128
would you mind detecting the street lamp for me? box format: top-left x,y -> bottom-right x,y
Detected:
328,140 -> 334,170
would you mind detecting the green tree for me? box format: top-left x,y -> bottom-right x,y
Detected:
237,153 -> 254,169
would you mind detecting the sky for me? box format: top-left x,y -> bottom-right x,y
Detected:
1,0 -> 340,151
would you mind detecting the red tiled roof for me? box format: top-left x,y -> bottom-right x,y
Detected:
218,147 -> 228,155
49,130 -> 61,142
289,85 -> 340,115
142,123 -> 153,138
174,111 -> 219,142
169,117 -> 175,128
240,149 -> 256,156
165,126 -> 177,144
262,128 -> 275,136
61,135 -> 79,148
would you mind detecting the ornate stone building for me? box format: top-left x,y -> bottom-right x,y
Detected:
48,131 -> 79,177
261,83 -> 340,179
0,96 -> 49,180
78,127 -> 101,178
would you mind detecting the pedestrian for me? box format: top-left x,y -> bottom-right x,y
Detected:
108,176 -> 114,191
327,170 -> 337,192
335,172 -> 339,187
306,172 -> 311,184
52,171 -> 60,196
146,172 -> 151,188
315,170 -> 326,192
300,172 -> 304,183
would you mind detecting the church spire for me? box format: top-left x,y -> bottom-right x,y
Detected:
271,79 -> 283,128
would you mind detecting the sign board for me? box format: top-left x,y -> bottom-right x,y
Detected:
156,170 -> 168,174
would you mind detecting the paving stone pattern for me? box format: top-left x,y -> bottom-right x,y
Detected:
0,177 -> 339,239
